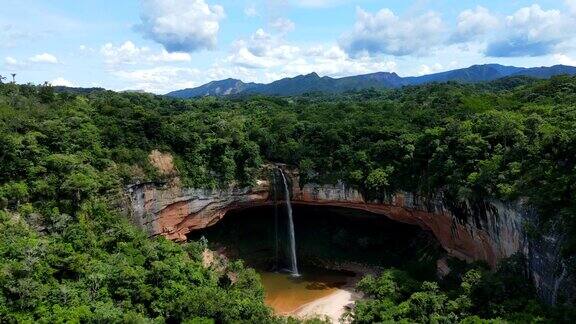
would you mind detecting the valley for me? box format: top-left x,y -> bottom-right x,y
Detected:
2,74 -> 576,323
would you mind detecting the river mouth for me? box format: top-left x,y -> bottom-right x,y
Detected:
188,204 -> 444,316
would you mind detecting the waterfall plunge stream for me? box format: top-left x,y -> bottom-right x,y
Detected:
279,169 -> 300,277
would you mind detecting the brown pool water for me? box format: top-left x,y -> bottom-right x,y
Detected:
258,269 -> 355,314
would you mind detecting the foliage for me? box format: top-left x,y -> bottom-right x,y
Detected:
348,255 -> 551,323
0,84 -> 277,323
0,201 -> 275,323
1,76 -> 576,321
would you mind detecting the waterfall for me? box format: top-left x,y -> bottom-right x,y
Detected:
272,172 -> 279,271
279,169 -> 299,277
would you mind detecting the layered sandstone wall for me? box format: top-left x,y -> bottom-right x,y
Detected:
127,180 -> 271,241
127,174 -> 527,267
126,156 -> 573,305
127,172 -> 576,304
292,182 -> 527,267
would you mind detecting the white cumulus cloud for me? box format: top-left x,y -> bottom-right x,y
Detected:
5,56 -> 19,66
286,45 -> 397,77
150,49 -> 191,62
51,77 -> 74,87
136,0 -> 225,52
417,63 -> 444,76
226,28 -> 397,80
3,56 -> 25,71
341,7 -> 445,56
486,5 -> 575,57
113,66 -> 200,93
450,6 -> 500,43
101,41 -> 147,65
554,53 -> 576,66
227,29 -> 300,69
101,41 -> 191,66
29,53 -> 59,64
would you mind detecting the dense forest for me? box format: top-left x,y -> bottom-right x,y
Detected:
1,76 -> 575,322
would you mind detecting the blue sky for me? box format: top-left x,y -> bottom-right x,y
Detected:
2,0 -> 576,93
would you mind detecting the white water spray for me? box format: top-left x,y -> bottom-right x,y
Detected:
279,169 -> 299,277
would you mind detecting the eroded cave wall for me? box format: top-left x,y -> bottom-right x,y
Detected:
126,170 -> 572,305
127,176 -> 527,267
127,180 -> 271,241
292,182 -> 528,267
290,179 -> 574,305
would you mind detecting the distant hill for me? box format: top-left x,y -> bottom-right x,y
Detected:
510,65 -> 576,79
166,64 -> 576,98
401,64 -> 526,85
168,78 -> 260,98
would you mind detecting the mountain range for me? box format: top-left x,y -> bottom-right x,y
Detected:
167,64 -> 576,98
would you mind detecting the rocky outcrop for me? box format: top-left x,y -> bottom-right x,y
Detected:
127,169 -> 576,304
126,153 -> 575,305
291,182 -> 527,268
128,180 -> 271,241
128,174 -> 525,268
526,218 -> 576,305
148,150 -> 177,177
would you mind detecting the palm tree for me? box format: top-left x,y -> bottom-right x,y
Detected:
11,73 -> 16,83
0,75 -> 6,84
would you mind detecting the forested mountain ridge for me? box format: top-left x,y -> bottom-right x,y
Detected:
1,76 -> 576,322
167,64 -> 576,98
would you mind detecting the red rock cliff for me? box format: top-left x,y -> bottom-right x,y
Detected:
127,173 -> 527,268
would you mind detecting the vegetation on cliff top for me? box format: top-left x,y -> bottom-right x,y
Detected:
0,76 -> 575,321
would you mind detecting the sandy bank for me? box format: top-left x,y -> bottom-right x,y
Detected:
291,262 -> 375,323
293,286 -> 362,323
